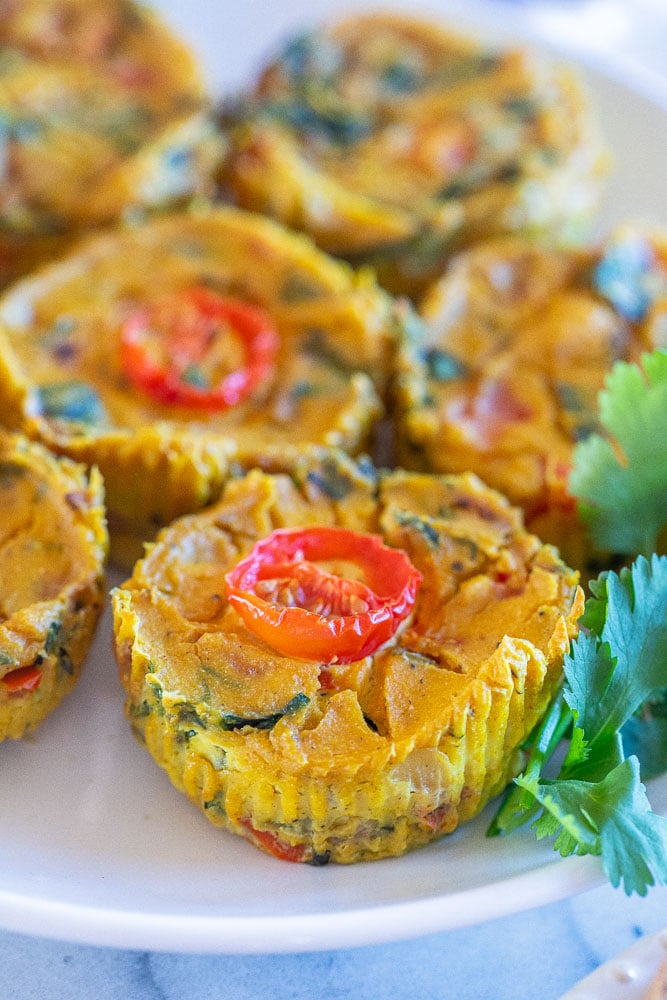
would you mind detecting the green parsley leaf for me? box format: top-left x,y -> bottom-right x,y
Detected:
569,350 -> 667,556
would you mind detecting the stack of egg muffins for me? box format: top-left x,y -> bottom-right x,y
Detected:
0,1 -> 662,864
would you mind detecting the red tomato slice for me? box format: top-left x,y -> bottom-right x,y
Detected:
119,287 -> 279,410
225,527 -> 422,664
2,665 -> 42,694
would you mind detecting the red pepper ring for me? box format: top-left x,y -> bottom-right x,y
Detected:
1,665 -> 42,695
225,526 -> 423,664
119,287 -> 279,410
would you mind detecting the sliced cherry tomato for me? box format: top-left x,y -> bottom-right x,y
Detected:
119,287 -> 279,410
225,526 -> 422,664
2,665 -> 42,694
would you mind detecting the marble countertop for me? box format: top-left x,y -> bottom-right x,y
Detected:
5,884 -> 667,999
4,1 -> 667,997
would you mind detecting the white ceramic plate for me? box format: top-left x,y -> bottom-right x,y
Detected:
559,926 -> 667,1000
0,1 -> 666,956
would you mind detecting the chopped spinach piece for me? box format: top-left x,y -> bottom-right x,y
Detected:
277,32 -> 342,82
0,460 -> 27,487
128,700 -> 151,720
176,705 -> 207,730
393,509 -> 440,547
302,329 -> 354,376
45,621 -> 63,656
421,347 -> 467,382
163,146 -> 191,172
381,61 -> 422,94
502,96 -> 540,121
0,112 -> 43,144
181,363 -> 208,389
44,621 -> 74,675
307,457 -> 355,500
593,235 -> 658,321
37,381 -> 106,424
433,52 -> 500,88
279,271 -> 325,302
309,851 -> 331,866
556,382 -> 586,413
290,380 -> 320,401
496,162 -> 521,184
39,316 -> 78,362
265,99 -> 372,145
219,692 -> 309,731
57,651 -> 74,676
439,179 -> 470,201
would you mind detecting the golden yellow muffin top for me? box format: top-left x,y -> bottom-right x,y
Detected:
115,450 -> 582,776
0,205 -> 398,454
221,11 -> 608,297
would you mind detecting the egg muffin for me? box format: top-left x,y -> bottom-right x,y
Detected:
220,11 -> 608,299
0,430 -> 107,740
0,0 -> 224,286
394,226 -> 667,572
112,448 -> 582,864
0,205 -> 403,562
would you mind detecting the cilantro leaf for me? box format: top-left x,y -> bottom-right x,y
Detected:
518,757 -> 667,895
489,555 -> 667,895
569,350 -> 667,556
623,713 -> 667,780
564,555 -> 667,745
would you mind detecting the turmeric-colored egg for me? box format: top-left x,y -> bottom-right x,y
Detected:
0,431 -> 107,740
112,448 -> 582,864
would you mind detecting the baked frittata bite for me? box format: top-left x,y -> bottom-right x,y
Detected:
112,448 -> 582,864
0,205 -> 401,562
220,11 -> 608,299
0,0 -> 224,286
0,430 -> 107,740
394,225 -> 667,572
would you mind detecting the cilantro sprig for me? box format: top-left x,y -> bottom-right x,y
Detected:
489,555 -> 667,895
569,349 -> 667,557
489,339 -> 667,893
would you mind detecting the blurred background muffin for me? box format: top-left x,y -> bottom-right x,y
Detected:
220,11 -> 609,300
394,224 -> 667,572
0,0 -> 224,287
